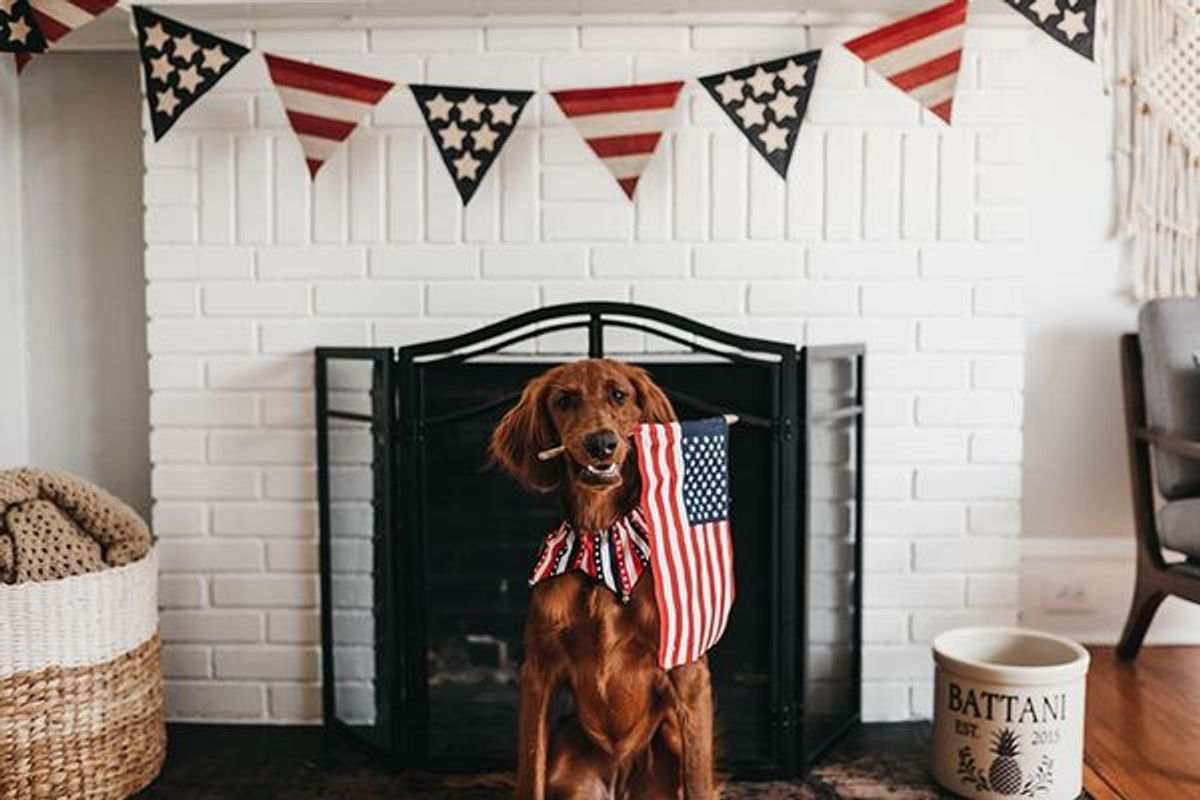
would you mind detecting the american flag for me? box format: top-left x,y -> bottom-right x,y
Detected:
844,0 -> 967,124
550,80 -> 684,200
635,417 -> 735,670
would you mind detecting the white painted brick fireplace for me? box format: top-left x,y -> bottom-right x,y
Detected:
143,11 -> 1031,724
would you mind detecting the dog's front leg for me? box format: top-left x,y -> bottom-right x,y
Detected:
669,659 -> 714,800
515,656 -> 555,800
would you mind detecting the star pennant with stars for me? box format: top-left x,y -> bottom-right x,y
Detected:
133,6 -> 250,141
699,50 -> 821,180
410,84 -> 534,205
1002,0 -> 1096,61
0,0 -> 46,53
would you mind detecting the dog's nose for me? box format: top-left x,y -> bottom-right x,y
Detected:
583,430 -> 619,460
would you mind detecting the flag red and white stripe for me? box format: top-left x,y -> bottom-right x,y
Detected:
844,0 -> 967,124
264,53 -> 395,178
550,80 -> 684,199
636,421 -> 735,670
14,0 -> 115,72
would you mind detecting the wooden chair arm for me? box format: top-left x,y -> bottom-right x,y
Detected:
1138,428 -> 1200,461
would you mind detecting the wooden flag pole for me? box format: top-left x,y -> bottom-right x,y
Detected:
535,414 -> 739,462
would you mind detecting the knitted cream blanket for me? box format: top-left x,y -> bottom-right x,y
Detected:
0,468 -> 153,585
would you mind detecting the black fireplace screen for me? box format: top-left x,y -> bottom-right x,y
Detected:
315,302 -> 863,780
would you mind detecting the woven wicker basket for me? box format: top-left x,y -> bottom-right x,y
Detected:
0,547 -> 165,800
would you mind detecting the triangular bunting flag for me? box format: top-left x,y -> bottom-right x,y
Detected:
14,0 -> 116,72
1002,0 -> 1097,61
845,0 -> 967,124
0,0 -> 47,53
699,51 -> 821,180
410,84 -> 534,205
133,7 -> 250,142
550,81 -> 684,199
265,53 -> 394,179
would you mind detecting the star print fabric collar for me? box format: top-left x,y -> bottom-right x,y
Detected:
132,6 -> 249,141
528,510 -> 652,604
410,84 -> 535,205
699,50 -> 822,180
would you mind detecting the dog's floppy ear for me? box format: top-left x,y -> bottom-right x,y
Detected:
622,363 -> 676,424
489,375 -> 562,494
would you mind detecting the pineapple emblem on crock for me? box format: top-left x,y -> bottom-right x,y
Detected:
987,728 -> 1024,795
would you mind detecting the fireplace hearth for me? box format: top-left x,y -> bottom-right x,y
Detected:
315,302 -> 864,780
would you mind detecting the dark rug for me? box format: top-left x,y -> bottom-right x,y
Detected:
136,722 -> 1088,799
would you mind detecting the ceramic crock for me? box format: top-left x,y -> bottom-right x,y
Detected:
931,627 -> 1090,800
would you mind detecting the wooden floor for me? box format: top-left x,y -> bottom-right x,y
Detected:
1085,646 -> 1200,799
123,645 -> 1197,798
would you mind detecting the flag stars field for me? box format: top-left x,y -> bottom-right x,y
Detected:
412,84 -> 534,204
133,6 -> 250,140
700,49 -> 821,179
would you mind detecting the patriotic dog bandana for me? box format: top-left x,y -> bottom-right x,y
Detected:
528,509 -> 651,603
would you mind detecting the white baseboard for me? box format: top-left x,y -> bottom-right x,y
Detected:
1020,537 -> 1200,646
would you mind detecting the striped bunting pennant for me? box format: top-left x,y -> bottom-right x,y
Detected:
550,80 -> 684,200
14,0 -> 116,73
133,7 -> 250,142
844,0 -> 967,124
264,53 -> 395,179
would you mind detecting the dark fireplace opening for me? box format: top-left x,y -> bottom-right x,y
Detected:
315,302 -> 864,780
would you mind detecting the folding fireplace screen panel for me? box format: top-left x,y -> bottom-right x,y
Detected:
315,303 -> 864,780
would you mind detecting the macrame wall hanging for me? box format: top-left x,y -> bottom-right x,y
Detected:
1113,0 -> 1200,299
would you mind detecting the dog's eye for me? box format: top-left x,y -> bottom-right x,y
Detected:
610,387 -> 626,404
555,394 -> 577,411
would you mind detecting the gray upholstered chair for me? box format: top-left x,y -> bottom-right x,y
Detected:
1118,298 -> 1200,659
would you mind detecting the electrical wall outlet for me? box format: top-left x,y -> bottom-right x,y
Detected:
1042,577 -> 1095,613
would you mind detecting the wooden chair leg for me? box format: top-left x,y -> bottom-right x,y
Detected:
1116,574 -> 1167,661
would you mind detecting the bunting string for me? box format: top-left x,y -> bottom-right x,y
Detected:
6,1 -> 1105,206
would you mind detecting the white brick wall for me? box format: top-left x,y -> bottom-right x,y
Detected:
143,15 -> 1031,723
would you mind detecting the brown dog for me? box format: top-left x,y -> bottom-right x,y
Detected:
490,358 -> 715,800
